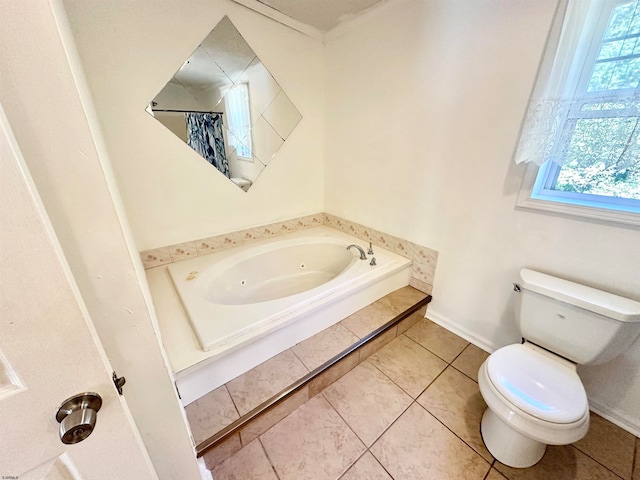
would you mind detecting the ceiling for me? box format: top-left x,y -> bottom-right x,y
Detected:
254,0 -> 386,31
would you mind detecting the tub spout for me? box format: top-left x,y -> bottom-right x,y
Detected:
347,244 -> 367,260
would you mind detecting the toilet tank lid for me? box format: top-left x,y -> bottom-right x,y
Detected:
519,269 -> 640,323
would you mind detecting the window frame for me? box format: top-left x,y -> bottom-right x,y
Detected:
519,0 -> 640,224
517,162 -> 640,226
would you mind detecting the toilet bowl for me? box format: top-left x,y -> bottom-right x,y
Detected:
477,268 -> 640,468
478,343 -> 589,467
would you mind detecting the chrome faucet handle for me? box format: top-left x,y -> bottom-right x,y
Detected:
367,242 -> 374,255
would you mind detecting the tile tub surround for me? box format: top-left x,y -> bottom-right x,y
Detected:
210,326 -> 640,480
139,212 -> 438,294
188,286 -> 430,465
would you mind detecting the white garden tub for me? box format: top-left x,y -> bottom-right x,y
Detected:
155,226 -> 411,404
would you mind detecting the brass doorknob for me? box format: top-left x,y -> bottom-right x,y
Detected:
55,392 -> 102,444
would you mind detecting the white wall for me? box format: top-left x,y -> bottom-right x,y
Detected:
63,0 -> 325,251
0,1 -> 201,478
324,0 -> 640,434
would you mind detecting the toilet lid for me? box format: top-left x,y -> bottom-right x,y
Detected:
486,344 -> 588,424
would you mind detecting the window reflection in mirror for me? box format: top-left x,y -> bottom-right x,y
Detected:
148,16 -> 302,192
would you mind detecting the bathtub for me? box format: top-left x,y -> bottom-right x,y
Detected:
155,226 -> 411,404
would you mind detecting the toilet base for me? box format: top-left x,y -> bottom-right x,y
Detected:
481,408 -> 546,468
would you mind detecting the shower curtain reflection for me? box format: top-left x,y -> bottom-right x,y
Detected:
185,112 -> 230,177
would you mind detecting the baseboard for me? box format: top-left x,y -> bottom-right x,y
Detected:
425,308 -> 640,438
589,399 -> 640,437
425,308 -> 498,354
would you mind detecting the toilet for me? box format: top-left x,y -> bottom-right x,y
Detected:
478,268 -> 640,468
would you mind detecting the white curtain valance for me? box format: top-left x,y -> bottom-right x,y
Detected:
514,0 -> 640,167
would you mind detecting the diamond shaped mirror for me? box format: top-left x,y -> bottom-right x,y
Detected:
148,16 -> 302,192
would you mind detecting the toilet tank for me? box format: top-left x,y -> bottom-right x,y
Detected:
515,269 -> 640,365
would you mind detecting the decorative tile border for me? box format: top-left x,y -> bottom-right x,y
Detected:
140,212 -> 437,293
322,213 -> 437,293
140,213 -> 324,269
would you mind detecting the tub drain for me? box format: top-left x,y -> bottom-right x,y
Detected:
240,279 -> 247,286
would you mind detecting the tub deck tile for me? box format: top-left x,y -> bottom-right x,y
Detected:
292,323 -> 359,371
185,385 -> 240,445
341,301 -> 398,339
226,350 -> 309,416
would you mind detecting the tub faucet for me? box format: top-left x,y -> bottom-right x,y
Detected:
347,244 -> 367,260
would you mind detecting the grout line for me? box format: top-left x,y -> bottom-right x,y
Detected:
450,362 -> 482,384
224,384 -> 242,423
289,347 -> 313,374
257,437 -> 282,480
340,317 -> 365,340
403,318 -> 470,365
319,390 -> 371,450
336,449 -> 369,480
450,342 -> 471,364
372,451 -> 396,480
318,367 -> 416,461
413,401 -> 494,467
567,444 -> 626,480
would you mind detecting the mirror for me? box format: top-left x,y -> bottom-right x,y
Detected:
148,16 -> 302,192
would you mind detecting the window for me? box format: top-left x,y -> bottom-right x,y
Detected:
517,0 -> 640,223
224,83 -> 253,159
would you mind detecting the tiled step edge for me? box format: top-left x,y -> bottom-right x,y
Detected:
196,294 -> 432,466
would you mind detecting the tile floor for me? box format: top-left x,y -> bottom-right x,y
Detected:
211,317 -> 640,480
186,286 -> 428,445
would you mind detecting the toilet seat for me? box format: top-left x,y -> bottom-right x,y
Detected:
486,343 -> 588,424
478,357 -> 590,447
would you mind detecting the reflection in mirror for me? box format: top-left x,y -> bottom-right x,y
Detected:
148,16 -> 302,192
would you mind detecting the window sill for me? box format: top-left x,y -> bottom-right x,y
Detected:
516,164 -> 640,227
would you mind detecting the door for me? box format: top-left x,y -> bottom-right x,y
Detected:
0,106 -> 157,478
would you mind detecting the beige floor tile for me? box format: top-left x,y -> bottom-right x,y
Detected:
417,366 -> 492,461
634,439 -> 639,480
495,445 -> 621,480
226,350 -> 309,415
370,403 -> 490,480
377,286 -> 427,314
211,440 -> 278,480
184,385 -> 239,444
572,412 -> 636,479
368,335 -> 447,398
487,468 -> 509,480
340,452 -> 392,480
341,302 -> 397,338
451,343 -> 489,382
260,394 -> 365,480
405,318 -> 469,362
292,323 -> 359,371
323,361 -> 412,446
